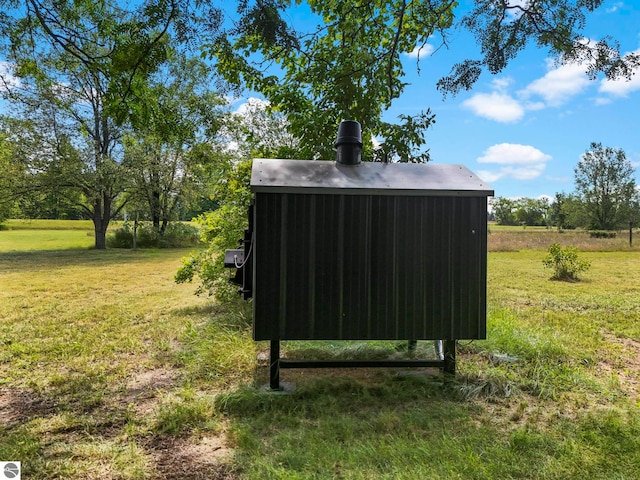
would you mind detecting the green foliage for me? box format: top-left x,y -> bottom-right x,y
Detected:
542,242 -> 591,281
175,158 -> 253,299
551,192 -> 589,230
0,119 -> 33,224
123,55 -> 227,230
210,0 -> 450,161
491,196 -> 550,226
106,221 -> 200,249
491,197 -> 518,225
443,1 -> 639,95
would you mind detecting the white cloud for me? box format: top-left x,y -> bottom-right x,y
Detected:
476,143 -> 552,182
478,143 -> 552,165
476,170 -> 504,183
0,61 -> 22,91
520,60 -> 590,106
505,0 -> 531,18
235,96 -> 270,114
491,77 -> 514,90
462,92 -> 525,123
405,44 -> 435,59
598,48 -> 640,98
606,2 -> 624,13
462,60 -> 590,124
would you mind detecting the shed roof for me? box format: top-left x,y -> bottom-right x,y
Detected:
251,159 -> 494,197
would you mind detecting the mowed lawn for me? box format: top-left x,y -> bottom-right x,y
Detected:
1,222 -> 639,479
0,219 -> 95,251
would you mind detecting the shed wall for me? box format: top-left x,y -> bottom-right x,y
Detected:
253,192 -> 488,341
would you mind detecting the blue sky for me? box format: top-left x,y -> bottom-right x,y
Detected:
383,1 -> 640,200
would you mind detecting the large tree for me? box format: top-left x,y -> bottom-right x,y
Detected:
574,142 -> 637,231
0,0 -> 220,248
123,54 -> 227,233
208,0 -> 639,162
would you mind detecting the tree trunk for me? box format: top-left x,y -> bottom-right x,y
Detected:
94,224 -> 107,249
152,190 -> 161,231
91,194 -> 112,249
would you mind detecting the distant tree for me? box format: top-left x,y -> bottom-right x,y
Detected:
123,55 -> 227,234
551,193 -> 569,231
551,192 -> 589,230
221,98 -> 301,160
515,197 -> 550,227
176,106 -> 300,298
0,2 -> 174,247
491,197 -> 517,226
491,196 -> 552,227
574,143 -> 637,231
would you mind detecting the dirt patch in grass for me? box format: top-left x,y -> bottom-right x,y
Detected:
121,368 -> 237,478
598,333 -> 640,401
122,367 -> 180,416
145,434 -> 236,480
0,387 -> 58,427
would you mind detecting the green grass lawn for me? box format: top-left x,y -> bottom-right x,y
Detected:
2,219 -> 96,230
1,222 -> 639,479
0,219 -> 96,251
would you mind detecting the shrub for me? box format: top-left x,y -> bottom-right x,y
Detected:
107,222 -> 134,248
175,158 -> 253,299
589,230 -> 617,239
542,243 -> 590,281
107,222 -> 201,249
160,222 -> 202,248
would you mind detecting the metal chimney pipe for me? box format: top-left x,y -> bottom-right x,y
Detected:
335,120 -> 362,165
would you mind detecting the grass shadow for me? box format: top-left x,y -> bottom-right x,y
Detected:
0,248 -> 191,272
213,370 -> 522,479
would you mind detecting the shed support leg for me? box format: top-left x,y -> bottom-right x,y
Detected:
443,340 -> 456,375
269,340 -> 281,390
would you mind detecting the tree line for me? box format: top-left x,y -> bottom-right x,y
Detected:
491,143 -> 640,231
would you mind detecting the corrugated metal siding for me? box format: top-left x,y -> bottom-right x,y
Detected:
253,192 -> 487,341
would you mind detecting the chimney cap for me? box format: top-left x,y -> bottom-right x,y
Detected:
334,120 -> 362,147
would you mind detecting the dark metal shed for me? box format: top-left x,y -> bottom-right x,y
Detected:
226,122 -> 494,389
251,159 -> 493,341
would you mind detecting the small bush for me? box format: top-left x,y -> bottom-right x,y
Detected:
107,222 -> 201,249
107,222 -> 135,248
589,230 -> 617,239
542,243 -> 590,281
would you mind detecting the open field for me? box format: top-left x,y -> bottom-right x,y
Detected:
1,222 -> 639,479
2,219 -> 96,230
0,219 -> 96,251
488,224 -> 639,252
